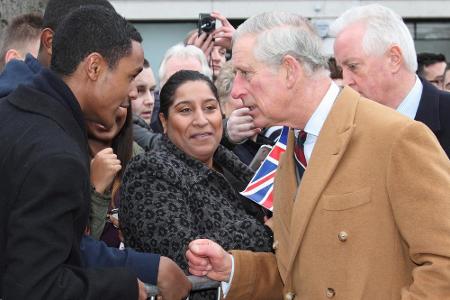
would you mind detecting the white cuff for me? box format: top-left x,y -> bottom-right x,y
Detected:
221,255 -> 235,298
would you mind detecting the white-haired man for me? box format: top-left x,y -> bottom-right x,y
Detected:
186,11 -> 450,299
330,4 -> 450,157
158,43 -> 212,86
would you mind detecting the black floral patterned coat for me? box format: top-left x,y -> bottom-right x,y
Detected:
120,135 -> 273,298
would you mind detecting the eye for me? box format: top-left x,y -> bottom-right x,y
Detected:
137,86 -> 146,94
237,69 -> 251,81
347,63 -> 358,71
179,107 -> 191,113
205,104 -> 218,112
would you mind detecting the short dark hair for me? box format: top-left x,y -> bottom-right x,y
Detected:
143,58 -> 150,68
159,70 -> 219,120
417,52 -> 447,76
328,57 -> 342,80
50,6 -> 142,76
0,12 -> 43,69
43,0 -> 115,31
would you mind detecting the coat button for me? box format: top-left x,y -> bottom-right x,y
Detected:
338,231 -> 348,242
284,291 -> 295,300
272,240 -> 279,250
326,288 -> 335,298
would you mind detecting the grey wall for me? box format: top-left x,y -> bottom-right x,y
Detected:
133,21 -> 196,86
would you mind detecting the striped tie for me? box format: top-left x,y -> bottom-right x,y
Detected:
294,130 -> 307,178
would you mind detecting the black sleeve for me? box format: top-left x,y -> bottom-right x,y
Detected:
3,154 -> 138,300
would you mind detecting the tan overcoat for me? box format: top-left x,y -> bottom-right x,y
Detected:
228,87 -> 450,300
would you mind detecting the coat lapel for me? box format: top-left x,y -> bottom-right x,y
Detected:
281,87 -> 360,276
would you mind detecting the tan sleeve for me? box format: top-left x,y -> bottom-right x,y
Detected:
226,250 -> 283,300
387,121 -> 450,299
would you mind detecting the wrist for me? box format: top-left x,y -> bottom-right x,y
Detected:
91,183 -> 106,195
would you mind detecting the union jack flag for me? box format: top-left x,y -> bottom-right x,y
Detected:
240,126 -> 289,211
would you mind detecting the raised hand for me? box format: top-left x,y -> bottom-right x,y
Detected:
225,107 -> 261,144
186,30 -> 214,61
90,147 -> 121,194
210,11 -> 235,50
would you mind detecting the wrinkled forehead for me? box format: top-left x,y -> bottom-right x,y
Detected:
232,35 -> 258,65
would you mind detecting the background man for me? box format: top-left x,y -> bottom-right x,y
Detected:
0,12 -> 42,71
330,4 -> 450,157
186,11 -> 450,299
417,52 -> 447,89
131,58 -> 158,146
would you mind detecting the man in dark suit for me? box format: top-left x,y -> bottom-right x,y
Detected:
0,6 -> 191,300
330,4 -> 450,158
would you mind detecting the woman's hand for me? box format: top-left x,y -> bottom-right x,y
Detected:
211,11 -> 235,50
90,147 -> 121,194
186,30 -> 214,61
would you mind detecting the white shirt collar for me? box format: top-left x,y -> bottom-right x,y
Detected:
396,75 -> 423,119
303,81 -> 340,137
293,81 -> 340,163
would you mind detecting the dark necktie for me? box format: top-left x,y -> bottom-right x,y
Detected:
294,130 -> 307,179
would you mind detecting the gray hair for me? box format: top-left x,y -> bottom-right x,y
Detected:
215,60 -> 235,101
158,43 -> 212,86
233,11 -> 329,76
329,4 -> 417,72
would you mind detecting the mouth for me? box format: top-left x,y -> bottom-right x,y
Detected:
190,132 -> 213,140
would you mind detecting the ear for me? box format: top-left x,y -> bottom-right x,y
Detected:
84,52 -> 105,81
387,45 -> 403,73
4,49 -> 22,64
40,28 -> 53,58
159,112 -> 168,134
281,55 -> 300,89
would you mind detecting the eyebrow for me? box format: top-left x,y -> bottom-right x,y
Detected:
174,98 -> 218,106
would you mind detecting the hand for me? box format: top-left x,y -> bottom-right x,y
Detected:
186,31 -> 214,61
186,239 -> 233,282
157,256 -> 191,300
90,148 -> 121,194
226,107 -> 261,144
137,279 -> 148,300
210,11 -> 235,50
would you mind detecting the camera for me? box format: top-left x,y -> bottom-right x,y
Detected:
198,13 -> 216,36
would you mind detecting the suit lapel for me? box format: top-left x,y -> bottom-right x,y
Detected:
415,78 -> 441,132
282,87 -> 360,276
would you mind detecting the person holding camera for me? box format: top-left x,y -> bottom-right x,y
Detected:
185,11 -> 233,80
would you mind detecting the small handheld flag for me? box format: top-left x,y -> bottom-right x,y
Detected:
240,126 -> 289,211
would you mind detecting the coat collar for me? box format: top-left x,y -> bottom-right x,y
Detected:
415,77 -> 441,132
6,69 -> 89,165
274,86 -> 359,280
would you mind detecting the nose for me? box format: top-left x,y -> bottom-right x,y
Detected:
193,109 -> 208,127
341,68 -> 355,87
230,72 -> 247,100
144,91 -> 155,106
128,81 -> 138,102
119,99 -> 130,108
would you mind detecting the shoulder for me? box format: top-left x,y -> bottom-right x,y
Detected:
125,139 -> 192,183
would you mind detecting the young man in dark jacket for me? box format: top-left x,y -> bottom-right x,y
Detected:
0,1 -> 191,299
0,4 -> 191,300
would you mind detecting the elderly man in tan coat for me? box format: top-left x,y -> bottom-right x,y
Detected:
185,10 -> 450,300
